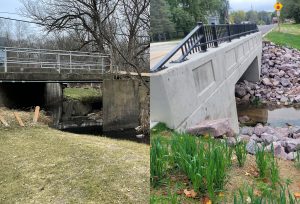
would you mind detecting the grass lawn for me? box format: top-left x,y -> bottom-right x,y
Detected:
64,87 -> 102,102
0,126 -> 149,203
265,24 -> 300,50
150,124 -> 300,203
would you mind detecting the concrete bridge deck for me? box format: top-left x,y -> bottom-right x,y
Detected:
151,28 -> 263,133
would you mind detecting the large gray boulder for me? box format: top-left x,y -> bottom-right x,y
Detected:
246,139 -> 257,154
261,133 -> 278,145
282,138 -> 300,152
187,118 -> 235,138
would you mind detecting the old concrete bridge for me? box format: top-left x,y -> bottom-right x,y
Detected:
150,23 -> 271,133
0,47 -> 148,131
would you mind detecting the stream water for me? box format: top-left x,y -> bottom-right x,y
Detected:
237,104 -> 300,127
63,127 -> 149,144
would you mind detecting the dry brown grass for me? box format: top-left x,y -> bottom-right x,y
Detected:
0,107 -> 51,127
0,126 -> 149,203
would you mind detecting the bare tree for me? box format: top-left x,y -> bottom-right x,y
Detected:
20,0 -> 150,88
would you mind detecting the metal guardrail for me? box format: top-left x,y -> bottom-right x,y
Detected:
151,22 -> 259,73
0,47 -> 111,73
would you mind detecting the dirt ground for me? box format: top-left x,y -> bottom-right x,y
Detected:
151,153 -> 300,203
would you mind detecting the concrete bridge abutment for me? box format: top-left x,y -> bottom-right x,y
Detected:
151,32 -> 262,133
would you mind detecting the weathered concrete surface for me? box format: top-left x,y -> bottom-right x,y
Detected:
0,70 -> 149,82
151,32 -> 262,133
103,80 -> 140,131
45,83 -> 63,126
0,72 -> 108,82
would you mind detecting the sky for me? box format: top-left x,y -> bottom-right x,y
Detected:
1,0 -> 278,14
229,0 -> 277,11
0,0 -> 44,34
0,0 -> 277,19
0,0 -> 23,18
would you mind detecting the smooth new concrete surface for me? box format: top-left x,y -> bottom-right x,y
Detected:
151,32 -> 262,133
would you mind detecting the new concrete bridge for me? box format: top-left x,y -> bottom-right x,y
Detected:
150,23 -> 272,133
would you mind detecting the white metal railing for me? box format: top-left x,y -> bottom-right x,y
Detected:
0,47 -> 111,74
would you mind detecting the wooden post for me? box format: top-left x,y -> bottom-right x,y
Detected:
0,115 -> 9,127
33,106 -> 40,123
14,112 -> 25,127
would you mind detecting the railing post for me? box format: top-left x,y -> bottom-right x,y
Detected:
211,23 -> 218,47
101,57 -> 104,74
4,48 -> 7,72
226,23 -> 231,42
57,54 -> 61,73
69,51 -> 72,70
198,22 -> 207,51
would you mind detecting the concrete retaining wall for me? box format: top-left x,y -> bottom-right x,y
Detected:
151,32 -> 262,133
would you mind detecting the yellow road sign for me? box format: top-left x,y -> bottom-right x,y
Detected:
274,2 -> 283,11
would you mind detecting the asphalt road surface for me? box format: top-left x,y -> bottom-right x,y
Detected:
150,24 -> 277,69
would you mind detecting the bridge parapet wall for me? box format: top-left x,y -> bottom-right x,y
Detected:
151,32 -> 262,132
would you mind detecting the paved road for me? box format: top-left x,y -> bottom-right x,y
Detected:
258,24 -> 277,36
150,24 -> 277,68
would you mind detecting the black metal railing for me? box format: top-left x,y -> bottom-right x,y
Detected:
151,22 -> 259,73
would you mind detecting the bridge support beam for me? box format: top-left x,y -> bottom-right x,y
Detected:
151,32 -> 262,133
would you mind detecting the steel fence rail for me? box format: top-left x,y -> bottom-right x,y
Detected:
0,47 -> 111,73
151,22 -> 259,73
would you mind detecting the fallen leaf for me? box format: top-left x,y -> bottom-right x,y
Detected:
176,189 -> 183,195
202,196 -> 212,204
204,133 -> 210,139
294,192 -> 300,199
218,192 -> 225,197
184,189 -> 197,198
245,172 -> 251,176
254,189 -> 261,196
249,168 -> 259,178
170,176 -> 177,181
